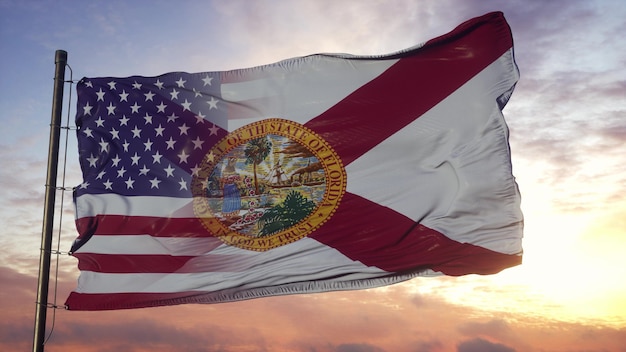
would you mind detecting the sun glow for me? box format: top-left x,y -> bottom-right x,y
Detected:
401,194 -> 626,328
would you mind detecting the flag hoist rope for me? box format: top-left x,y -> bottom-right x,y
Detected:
33,50 -> 75,352
44,65 -> 75,345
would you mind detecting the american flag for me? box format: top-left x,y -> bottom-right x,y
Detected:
75,73 -> 227,199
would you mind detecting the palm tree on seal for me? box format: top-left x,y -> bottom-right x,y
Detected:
244,136 -> 272,195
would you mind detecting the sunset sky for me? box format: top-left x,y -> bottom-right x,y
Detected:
1,1 -> 625,351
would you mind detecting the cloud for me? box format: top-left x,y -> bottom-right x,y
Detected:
0,320 -> 32,351
506,71 -> 626,214
411,339 -> 444,352
3,265 -> 626,352
335,343 -> 386,352
488,0 -> 626,214
50,317 -> 266,352
458,319 -> 512,340
457,338 -> 516,352
0,266 -> 38,351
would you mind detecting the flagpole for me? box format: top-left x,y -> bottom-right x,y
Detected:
33,49 -> 67,352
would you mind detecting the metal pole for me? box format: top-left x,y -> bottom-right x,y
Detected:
33,49 -> 67,352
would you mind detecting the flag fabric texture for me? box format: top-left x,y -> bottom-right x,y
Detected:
66,12 -> 523,310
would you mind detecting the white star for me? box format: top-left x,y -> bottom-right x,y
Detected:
190,164 -> 201,177
125,177 -> 135,189
110,127 -> 119,139
178,123 -> 189,135
192,137 -> 204,149
111,155 -> 122,167
143,113 -> 153,124
99,138 -> 109,153
167,113 -> 179,122
181,99 -> 192,111
164,164 -> 175,177
144,91 -> 155,101
154,124 -> 165,136
165,137 -> 176,150
131,126 -> 142,138
117,166 -> 127,178
80,181 -> 89,189
193,88 -> 202,97
178,178 -> 188,190
106,102 -> 116,115
119,90 -> 129,102
83,102 -> 93,116
132,81 -> 142,90
96,88 -> 106,101
206,151 -> 215,163
83,127 -> 94,138
139,165 -> 150,176
103,179 -> 113,190
202,75 -> 213,86
84,81 -> 93,88
130,152 -> 141,165
154,79 -> 164,89
96,171 -> 106,179
143,139 -> 153,151
178,150 -> 189,164
195,112 -> 206,124
207,96 -> 218,110
87,154 -> 98,167
209,123 -> 220,135
169,89 -> 179,100
119,115 -> 130,126
122,140 -> 130,152
107,81 -> 117,90
175,77 -> 186,88
130,102 -> 141,113
156,102 -> 167,113
95,116 -> 105,127
149,177 -> 161,189
152,151 -> 163,164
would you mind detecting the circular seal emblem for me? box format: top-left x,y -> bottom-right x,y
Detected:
192,118 -> 346,251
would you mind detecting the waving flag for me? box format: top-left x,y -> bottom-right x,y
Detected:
66,12 -> 523,310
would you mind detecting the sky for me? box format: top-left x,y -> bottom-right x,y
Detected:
1,0 -> 625,351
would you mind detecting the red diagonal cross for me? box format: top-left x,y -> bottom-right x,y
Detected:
305,12 -> 520,275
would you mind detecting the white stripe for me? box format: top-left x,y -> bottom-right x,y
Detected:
74,238 -> 390,293
346,49 -> 522,254
75,194 -> 194,218
222,77 -> 273,102
75,269 -> 389,293
222,55 -> 398,130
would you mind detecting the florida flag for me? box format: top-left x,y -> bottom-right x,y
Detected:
66,12 -> 523,310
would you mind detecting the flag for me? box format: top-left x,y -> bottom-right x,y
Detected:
66,12 -> 523,310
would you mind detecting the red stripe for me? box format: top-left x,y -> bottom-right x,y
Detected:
310,193 -> 520,275
75,215 -> 212,238
75,253 -> 194,273
74,252 -> 256,273
72,215 -> 217,253
66,291 -> 209,311
305,12 -> 513,166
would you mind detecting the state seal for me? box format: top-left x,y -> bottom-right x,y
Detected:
192,118 -> 346,251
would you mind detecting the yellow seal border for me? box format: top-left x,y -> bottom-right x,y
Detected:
192,118 -> 346,251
